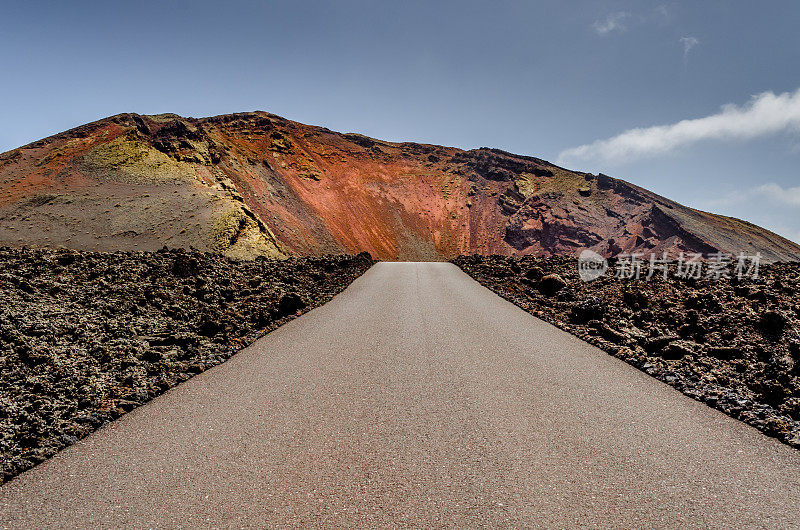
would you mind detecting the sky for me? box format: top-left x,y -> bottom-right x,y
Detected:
1,0 -> 799,242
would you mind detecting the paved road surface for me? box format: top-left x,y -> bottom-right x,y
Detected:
1,262 -> 798,528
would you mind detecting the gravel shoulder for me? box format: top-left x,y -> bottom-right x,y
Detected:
0,248 -> 372,483
454,255 -> 800,449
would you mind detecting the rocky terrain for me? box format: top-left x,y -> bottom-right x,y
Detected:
2,112 -> 799,261
0,247 -> 372,484
454,255 -> 800,448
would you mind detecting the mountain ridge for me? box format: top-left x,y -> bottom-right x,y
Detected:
1,111 -> 799,261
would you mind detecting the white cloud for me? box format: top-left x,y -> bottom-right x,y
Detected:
593,12 -> 630,35
706,183 -> 800,208
558,88 -> 800,165
680,36 -> 699,62
748,183 -> 800,206
654,4 -> 671,21
593,7 -> 671,36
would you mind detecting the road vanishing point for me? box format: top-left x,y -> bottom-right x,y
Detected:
1,262 -> 798,528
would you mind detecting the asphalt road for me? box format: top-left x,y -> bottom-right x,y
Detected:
1,262 -> 798,528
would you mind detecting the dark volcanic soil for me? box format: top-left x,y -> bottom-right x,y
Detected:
454,255 -> 800,449
0,248 -> 372,484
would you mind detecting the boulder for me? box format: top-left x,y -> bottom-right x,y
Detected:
758,311 -> 787,335
538,274 -> 567,296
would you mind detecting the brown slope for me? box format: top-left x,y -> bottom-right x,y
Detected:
1,111 -> 798,261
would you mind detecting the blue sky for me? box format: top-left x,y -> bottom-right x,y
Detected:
2,0 -> 798,241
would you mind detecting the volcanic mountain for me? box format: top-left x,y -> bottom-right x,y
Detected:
1,112 -> 799,261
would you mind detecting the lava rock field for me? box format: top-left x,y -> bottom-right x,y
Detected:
454,255 -> 800,449
0,247 -> 372,483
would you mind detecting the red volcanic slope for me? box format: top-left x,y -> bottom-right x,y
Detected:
1,112 -> 798,261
